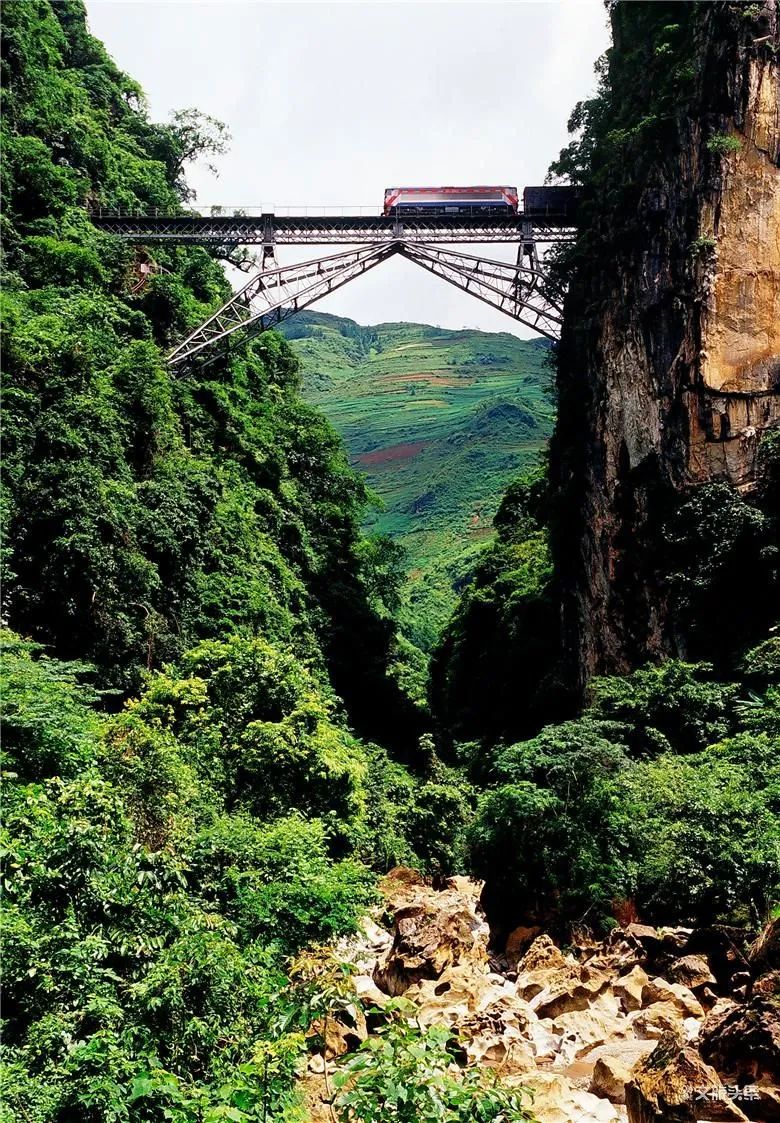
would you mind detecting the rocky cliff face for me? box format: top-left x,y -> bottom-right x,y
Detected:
551,1 -> 780,687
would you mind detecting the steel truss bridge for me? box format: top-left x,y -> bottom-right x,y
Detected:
91,201 -> 576,366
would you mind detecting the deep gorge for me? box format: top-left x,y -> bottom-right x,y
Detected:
1,2 -> 778,1121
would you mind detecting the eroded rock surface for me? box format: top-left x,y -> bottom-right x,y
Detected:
305,875 -> 778,1123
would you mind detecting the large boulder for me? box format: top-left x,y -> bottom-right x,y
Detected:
552,1000 -> 631,1066
591,1054 -> 634,1105
699,997 -> 780,1120
373,878 -> 488,996
516,935 -> 611,1018
630,1001 -> 689,1041
642,977 -> 704,1019
515,1071 -> 628,1123
625,1032 -> 749,1122
613,966 -> 650,1012
668,955 -> 717,992
700,996 -> 780,1080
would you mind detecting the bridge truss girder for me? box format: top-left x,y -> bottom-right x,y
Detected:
168,242 -> 397,366
397,242 -> 562,342
92,210 -> 575,246
167,240 -> 561,368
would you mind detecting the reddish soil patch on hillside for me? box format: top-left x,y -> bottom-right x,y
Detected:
358,440 -> 431,466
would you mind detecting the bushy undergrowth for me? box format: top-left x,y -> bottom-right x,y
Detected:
0,631 -> 470,1121
470,654 -> 780,935
333,1004 -> 536,1123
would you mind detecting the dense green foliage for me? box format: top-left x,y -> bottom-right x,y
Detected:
333,1005 -> 535,1123
281,312 -> 553,651
472,653 -> 780,936
0,0 -> 423,752
0,4 -> 473,1119
0,628 -> 473,1121
429,470 -> 571,748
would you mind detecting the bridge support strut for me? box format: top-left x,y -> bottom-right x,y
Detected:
167,240 -> 561,367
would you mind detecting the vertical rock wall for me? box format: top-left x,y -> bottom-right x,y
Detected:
551,1 -> 780,688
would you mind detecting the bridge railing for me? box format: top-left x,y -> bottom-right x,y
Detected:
89,204 -> 383,219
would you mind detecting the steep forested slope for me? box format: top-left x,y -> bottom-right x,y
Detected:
0,4 -> 471,1119
0,0 -> 427,748
281,312 -> 553,648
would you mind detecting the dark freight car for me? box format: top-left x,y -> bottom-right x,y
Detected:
522,186 -> 581,221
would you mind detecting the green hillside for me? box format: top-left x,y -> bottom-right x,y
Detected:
281,312 -> 554,647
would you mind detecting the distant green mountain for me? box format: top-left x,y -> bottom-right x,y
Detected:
281,311 -> 554,648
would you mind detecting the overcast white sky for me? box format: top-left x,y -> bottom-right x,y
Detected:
85,1 -> 609,335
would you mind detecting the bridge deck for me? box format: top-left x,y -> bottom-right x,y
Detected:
89,211 -> 576,245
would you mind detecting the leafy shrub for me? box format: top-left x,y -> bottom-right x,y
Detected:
468,663 -> 780,932
706,133 -> 742,154
589,661 -> 738,755
469,719 -> 628,930
0,632 -> 102,780
192,814 -> 376,953
613,736 -> 780,924
333,1007 -> 536,1123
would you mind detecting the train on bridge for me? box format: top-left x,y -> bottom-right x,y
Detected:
382,184 -> 579,220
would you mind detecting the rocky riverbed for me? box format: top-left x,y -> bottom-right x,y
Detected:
303,869 -> 780,1122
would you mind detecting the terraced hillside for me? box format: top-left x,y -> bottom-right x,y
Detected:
281,312 -> 554,647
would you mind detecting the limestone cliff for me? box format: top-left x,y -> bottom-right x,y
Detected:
551,0 -> 780,687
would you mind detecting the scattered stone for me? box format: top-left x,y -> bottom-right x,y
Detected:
613,966 -> 650,1012
625,1031 -> 749,1122
668,955 -> 717,992
316,874 -> 737,1123
642,977 -> 704,1019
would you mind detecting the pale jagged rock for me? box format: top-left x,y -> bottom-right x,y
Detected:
516,1071 -> 628,1123
630,1001 -> 687,1040
531,971 -> 612,1019
373,879 -> 488,996
591,1054 -> 634,1104
309,1004 -> 367,1061
519,934 -> 571,972
405,963 -> 515,1025
552,1000 -> 631,1066
625,1032 -> 749,1122
642,977 -> 704,1019
460,1020 -> 536,1073
517,936 -> 612,1018
352,973 -> 390,1009
576,1040 -> 657,1093
613,965 -> 650,1012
